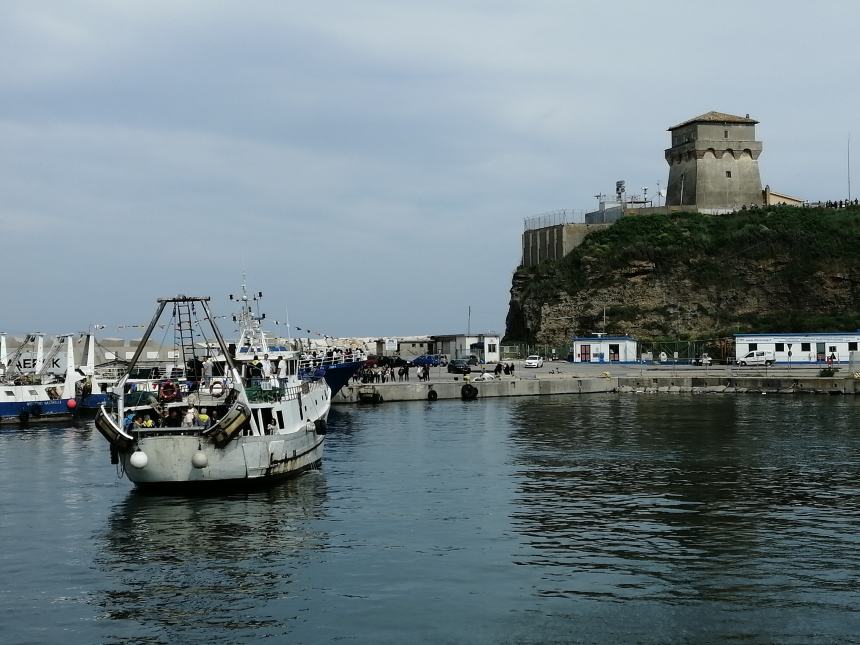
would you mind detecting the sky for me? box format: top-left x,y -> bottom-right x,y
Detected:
2,1 -> 859,339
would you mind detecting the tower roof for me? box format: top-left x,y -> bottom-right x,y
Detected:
668,111 -> 758,131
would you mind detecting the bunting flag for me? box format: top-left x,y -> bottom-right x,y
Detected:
103,318 -> 336,340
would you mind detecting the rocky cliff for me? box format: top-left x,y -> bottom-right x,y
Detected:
505,207 -> 860,344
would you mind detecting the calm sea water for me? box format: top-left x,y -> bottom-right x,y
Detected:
1,394 -> 859,644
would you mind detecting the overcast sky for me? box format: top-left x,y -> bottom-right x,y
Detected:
2,1 -> 858,339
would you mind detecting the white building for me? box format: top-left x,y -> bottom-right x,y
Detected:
571,335 -> 638,363
734,332 -> 860,363
432,334 -> 500,364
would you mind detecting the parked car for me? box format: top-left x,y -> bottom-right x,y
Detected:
447,359 -> 472,374
736,350 -> 774,366
466,354 -> 480,365
412,354 -> 440,367
524,355 -> 544,368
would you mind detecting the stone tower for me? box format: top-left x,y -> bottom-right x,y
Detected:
665,111 -> 763,211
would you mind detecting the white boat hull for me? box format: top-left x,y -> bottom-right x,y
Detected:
121,430 -> 325,488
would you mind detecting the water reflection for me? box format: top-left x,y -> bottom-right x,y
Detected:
93,475 -> 328,640
507,394 -> 860,614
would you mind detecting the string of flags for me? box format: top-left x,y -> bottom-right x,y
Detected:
100,318 -> 337,339
270,320 -> 337,340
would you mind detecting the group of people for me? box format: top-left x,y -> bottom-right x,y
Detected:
356,363 -> 417,384
822,199 -> 859,208
301,347 -> 363,368
244,354 -> 289,381
493,362 -> 517,376
125,406 -> 214,430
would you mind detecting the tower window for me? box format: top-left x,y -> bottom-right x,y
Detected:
724,129 -> 729,138
726,171 -> 732,178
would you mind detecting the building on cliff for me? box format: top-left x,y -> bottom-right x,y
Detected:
665,111 -> 763,213
519,110 -> 803,268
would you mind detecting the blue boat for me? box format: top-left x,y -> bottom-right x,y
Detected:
302,358 -> 364,398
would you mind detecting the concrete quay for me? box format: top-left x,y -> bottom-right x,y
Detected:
332,361 -> 860,404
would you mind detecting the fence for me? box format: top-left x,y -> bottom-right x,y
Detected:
523,208 -> 587,232
501,344 -> 572,360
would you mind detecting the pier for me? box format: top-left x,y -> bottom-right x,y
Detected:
333,362 -> 860,404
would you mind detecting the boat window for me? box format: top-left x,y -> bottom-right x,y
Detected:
5,390 -> 14,396
260,408 -> 274,434
277,410 -> 285,429
29,390 -> 38,395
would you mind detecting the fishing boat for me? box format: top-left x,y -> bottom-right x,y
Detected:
95,294 -> 330,490
0,333 -> 109,424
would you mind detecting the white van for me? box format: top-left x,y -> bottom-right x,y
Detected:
737,350 -> 775,366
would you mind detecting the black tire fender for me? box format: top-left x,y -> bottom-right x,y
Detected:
460,384 -> 478,401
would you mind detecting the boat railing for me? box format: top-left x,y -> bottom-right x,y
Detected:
298,353 -> 365,371
244,381 -> 312,403
120,376 -> 325,407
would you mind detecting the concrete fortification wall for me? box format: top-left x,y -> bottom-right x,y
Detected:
521,223 -> 610,267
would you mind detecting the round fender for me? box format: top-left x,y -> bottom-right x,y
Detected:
209,381 -> 226,397
460,384 -> 478,401
428,389 -> 438,402
314,418 -> 328,435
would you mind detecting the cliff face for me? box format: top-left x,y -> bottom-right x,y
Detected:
505,208 -> 860,344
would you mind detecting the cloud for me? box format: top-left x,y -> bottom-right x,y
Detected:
0,0 -> 858,336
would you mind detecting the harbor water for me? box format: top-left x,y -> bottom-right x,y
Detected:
1,394 -> 859,643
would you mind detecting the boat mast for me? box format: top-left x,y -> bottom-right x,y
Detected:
114,299 -> 169,423
200,297 -> 259,434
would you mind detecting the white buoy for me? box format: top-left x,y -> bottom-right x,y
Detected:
191,450 -> 208,469
129,451 -> 148,469
306,421 -> 316,432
